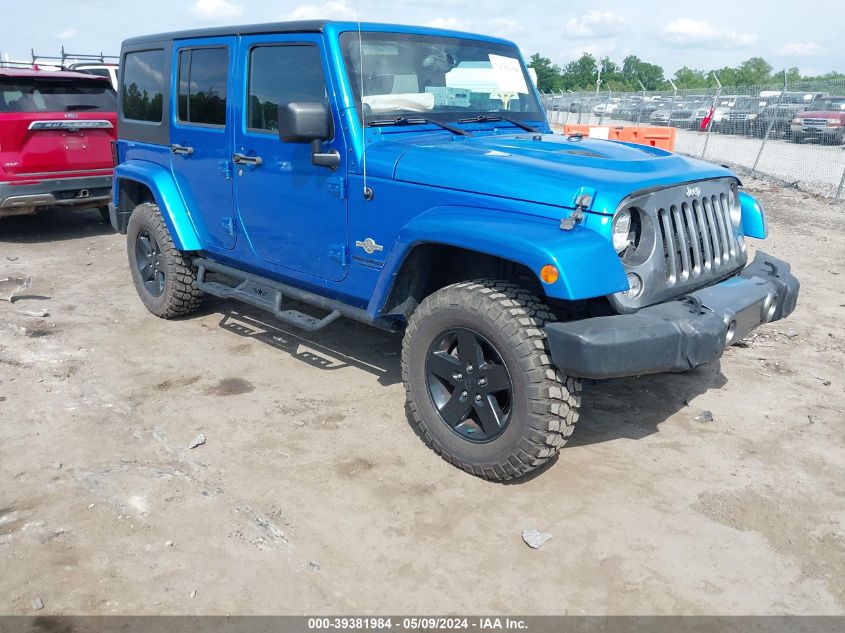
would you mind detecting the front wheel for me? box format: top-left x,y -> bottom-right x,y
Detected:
126,202 -> 203,319
402,280 -> 580,481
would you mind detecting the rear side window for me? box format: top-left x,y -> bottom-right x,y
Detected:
122,49 -> 165,122
177,47 -> 228,126
247,45 -> 327,132
0,77 -> 115,113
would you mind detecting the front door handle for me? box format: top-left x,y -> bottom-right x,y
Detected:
232,152 -> 263,166
171,144 -> 194,156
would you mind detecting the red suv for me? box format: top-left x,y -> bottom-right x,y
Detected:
0,68 -> 116,219
790,96 -> 845,144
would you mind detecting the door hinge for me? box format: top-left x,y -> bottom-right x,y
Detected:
327,177 -> 347,199
328,244 -> 348,265
222,217 -> 236,237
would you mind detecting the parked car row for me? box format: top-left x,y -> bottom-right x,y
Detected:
548,90 -> 845,145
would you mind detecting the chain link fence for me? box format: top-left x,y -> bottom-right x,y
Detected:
540,77 -> 845,202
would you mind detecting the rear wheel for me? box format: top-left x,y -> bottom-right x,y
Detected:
402,280 -> 580,482
126,202 -> 203,319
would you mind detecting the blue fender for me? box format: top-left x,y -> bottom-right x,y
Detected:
368,205 -> 629,314
740,191 -> 767,240
114,160 -> 201,251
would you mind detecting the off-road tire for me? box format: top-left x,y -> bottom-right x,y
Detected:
126,202 -> 202,319
402,279 -> 580,482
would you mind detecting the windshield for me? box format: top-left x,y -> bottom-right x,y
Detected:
777,93 -> 813,105
733,98 -> 757,109
0,76 -> 115,113
810,98 -> 845,111
339,31 -> 542,123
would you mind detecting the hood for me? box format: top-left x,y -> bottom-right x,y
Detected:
798,110 -> 845,118
365,131 -> 733,215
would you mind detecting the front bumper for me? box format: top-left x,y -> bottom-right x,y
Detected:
790,124 -> 843,138
545,251 -> 799,379
0,174 -> 112,216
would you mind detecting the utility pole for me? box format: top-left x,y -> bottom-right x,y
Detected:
595,63 -> 602,96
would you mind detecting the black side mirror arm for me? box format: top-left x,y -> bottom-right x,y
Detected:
310,138 -> 340,170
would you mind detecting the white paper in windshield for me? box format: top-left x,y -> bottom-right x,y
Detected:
488,54 -> 528,94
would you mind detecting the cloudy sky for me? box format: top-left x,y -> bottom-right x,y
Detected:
1,0 -> 842,76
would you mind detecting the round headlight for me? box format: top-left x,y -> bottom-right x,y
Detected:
612,209 -> 633,253
729,187 -> 741,228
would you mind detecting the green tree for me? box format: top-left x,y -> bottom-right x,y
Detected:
528,53 -> 564,93
621,55 -> 666,90
561,53 -> 599,91
673,66 -> 710,89
733,57 -> 773,86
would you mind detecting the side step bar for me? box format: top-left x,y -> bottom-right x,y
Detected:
194,258 -> 398,333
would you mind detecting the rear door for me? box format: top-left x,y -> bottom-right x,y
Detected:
232,35 -> 348,281
0,74 -> 116,176
169,39 -> 237,251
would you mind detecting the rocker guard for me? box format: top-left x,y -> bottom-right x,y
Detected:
545,251 -> 799,379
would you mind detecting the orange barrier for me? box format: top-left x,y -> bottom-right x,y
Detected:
562,124 -> 676,151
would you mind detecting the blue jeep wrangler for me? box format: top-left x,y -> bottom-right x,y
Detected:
110,20 -> 799,481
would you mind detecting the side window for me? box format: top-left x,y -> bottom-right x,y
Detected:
177,47 -> 228,126
247,45 -> 327,133
122,49 -> 165,122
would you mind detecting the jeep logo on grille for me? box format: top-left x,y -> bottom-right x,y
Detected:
685,186 -> 702,198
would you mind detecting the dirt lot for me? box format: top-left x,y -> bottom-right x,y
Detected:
1,181 -> 844,615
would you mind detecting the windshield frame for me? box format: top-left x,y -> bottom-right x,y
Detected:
338,30 -> 544,126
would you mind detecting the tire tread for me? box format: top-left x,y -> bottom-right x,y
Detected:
402,279 -> 580,482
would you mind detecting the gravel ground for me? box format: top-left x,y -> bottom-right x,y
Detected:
1,181 -> 844,615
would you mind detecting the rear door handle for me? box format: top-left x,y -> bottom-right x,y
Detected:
171,144 -> 194,156
232,152 -> 263,166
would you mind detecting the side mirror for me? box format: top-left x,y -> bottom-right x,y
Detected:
277,101 -> 340,170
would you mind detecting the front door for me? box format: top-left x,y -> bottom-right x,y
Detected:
169,38 -> 236,250
233,35 -> 348,282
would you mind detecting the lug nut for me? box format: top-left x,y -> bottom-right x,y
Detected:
461,390 -> 468,398
478,377 -> 487,386
475,394 -> 483,403
466,364 -> 474,373
453,373 -> 463,381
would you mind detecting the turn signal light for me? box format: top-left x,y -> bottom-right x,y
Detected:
540,265 -> 559,284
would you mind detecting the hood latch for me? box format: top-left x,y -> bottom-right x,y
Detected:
560,191 -> 594,231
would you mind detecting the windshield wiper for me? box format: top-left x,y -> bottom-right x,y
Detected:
66,104 -> 101,111
458,114 -> 538,133
368,116 -> 470,136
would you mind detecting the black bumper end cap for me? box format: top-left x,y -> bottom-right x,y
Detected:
546,301 -> 727,380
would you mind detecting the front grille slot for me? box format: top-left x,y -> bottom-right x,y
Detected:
657,191 -> 741,288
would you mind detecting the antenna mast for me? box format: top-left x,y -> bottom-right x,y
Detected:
357,5 -> 373,201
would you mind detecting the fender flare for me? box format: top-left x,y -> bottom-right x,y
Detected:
739,191 -> 767,239
368,205 -> 628,315
114,160 -> 201,251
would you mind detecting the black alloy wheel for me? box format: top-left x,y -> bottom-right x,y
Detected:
134,228 -> 165,297
426,327 -> 513,443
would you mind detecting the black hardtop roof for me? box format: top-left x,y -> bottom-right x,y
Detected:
122,20 -> 328,46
